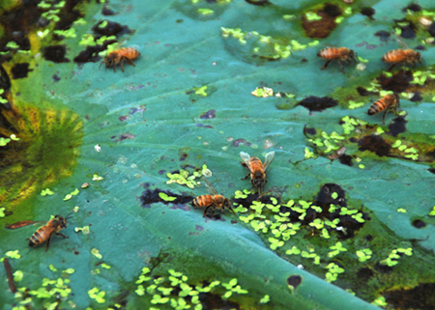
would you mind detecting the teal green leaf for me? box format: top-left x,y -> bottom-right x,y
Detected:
2,0 -> 435,309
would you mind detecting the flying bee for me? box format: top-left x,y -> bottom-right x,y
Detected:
192,177 -> 235,218
240,151 -> 275,194
368,93 -> 400,124
100,47 -> 140,73
382,49 -> 422,72
317,47 -> 356,74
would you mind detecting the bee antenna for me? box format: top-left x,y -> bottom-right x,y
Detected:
65,212 -> 74,220
99,61 -> 105,70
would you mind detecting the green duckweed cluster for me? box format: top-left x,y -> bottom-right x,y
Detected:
134,268 -> 248,310
166,165 -> 211,189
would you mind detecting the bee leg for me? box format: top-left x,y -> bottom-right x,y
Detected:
120,60 -> 125,73
203,205 -> 212,217
55,232 -> 68,239
126,58 -> 136,67
45,233 -> 53,252
321,60 -> 332,70
387,63 -> 398,72
241,172 -> 250,180
338,60 -> 345,74
113,65 -> 116,73
381,108 -> 388,124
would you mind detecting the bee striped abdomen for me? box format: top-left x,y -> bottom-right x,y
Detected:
317,48 -> 338,59
29,228 -> 46,246
192,195 -> 214,208
368,99 -> 388,115
118,47 -> 140,60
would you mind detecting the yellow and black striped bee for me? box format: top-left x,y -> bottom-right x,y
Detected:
192,177 -> 235,218
100,47 -> 140,72
368,93 -> 400,124
240,151 -> 275,194
317,47 -> 356,73
382,49 -> 422,72
28,215 -> 70,251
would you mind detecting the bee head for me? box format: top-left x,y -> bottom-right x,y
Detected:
251,173 -> 266,188
103,54 -> 116,67
349,49 -> 357,61
224,199 -> 236,215
54,215 -> 68,228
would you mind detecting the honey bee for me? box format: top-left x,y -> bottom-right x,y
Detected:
192,177 -> 235,218
368,93 -> 400,124
240,151 -> 275,194
317,47 -> 356,73
100,47 -> 140,72
382,49 -> 422,72
28,215 -> 71,251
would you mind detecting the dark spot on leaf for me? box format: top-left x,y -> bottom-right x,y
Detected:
195,225 -> 204,231
200,109 -> 216,119
52,74 -> 61,82
92,20 -> 132,38
375,261 -> 394,273
118,115 -> 129,121
287,275 -> 302,289
158,170 -> 166,175
429,23 -> 435,37
298,96 -> 338,112
302,4 -> 342,38
301,58 -> 308,63
410,92 -> 422,102
403,3 -> 421,12
129,106 -> 146,114
428,168 -> 435,174
111,132 -> 135,141
303,126 -> 316,135
0,65 -> 11,91
316,183 -> 347,210
399,25 -> 416,39
179,153 -> 188,161
378,71 -> 412,93
387,116 -> 407,137
374,30 -> 390,42
43,45 -> 70,63
360,7 -> 375,20
245,0 -> 270,6
11,63 -> 32,79
139,188 -> 194,208
233,139 -> 248,147
385,283 -> 435,310
356,86 -> 371,96
199,292 -> 240,310
349,137 -> 357,143
357,267 -> 374,282
74,42 -> 115,64
415,45 -> 425,51
74,251 -> 80,255
102,6 -> 117,16
339,154 -> 353,166
355,41 -> 378,50
365,235 -> 374,241
197,123 -> 214,129
231,220 -> 238,224
359,135 -> 391,157
412,219 -> 426,228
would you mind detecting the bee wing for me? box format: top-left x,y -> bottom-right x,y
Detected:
202,177 -> 219,195
5,220 -> 45,229
239,152 -> 253,171
393,33 -> 409,49
263,151 -> 276,172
